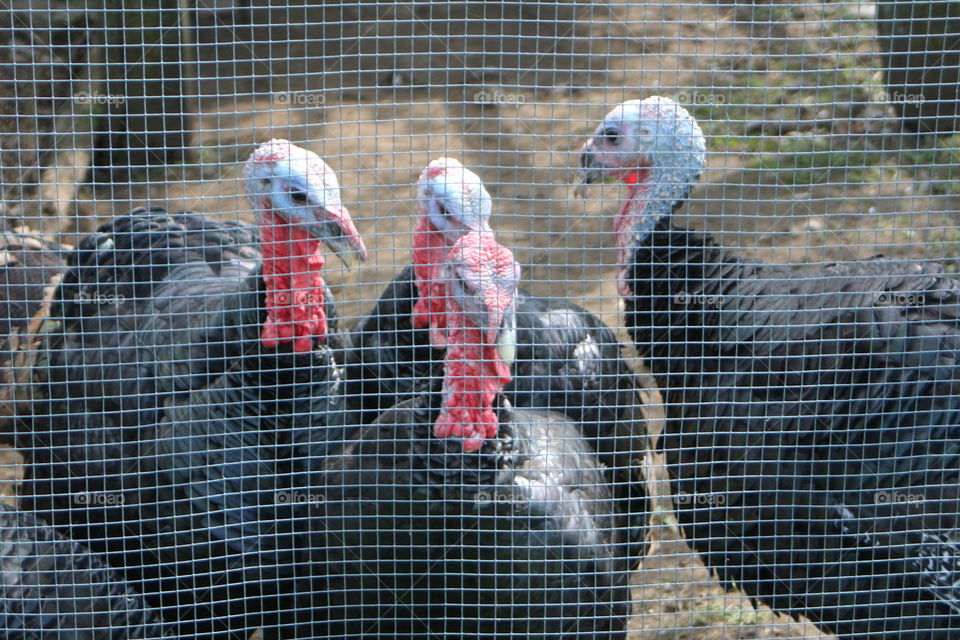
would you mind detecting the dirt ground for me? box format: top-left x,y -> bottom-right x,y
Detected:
4,0 -> 959,637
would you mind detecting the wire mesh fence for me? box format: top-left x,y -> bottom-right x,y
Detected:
0,0 -> 958,638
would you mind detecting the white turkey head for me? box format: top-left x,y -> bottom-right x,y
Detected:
577,97 -> 707,289
417,157 -> 493,244
243,139 -> 367,267
577,96 -> 706,194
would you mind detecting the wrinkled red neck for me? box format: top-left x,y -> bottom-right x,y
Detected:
411,217 -> 451,345
615,168 -> 651,298
433,310 -> 511,452
613,167 -> 651,234
259,210 -> 327,352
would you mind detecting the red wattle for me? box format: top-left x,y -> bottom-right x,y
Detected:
434,321 -> 512,451
259,210 -> 327,352
411,218 -> 452,345
615,177 -> 650,299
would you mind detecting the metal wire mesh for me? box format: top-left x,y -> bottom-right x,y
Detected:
0,0 -> 958,638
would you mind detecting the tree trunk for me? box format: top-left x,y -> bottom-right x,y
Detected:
94,0 -> 195,178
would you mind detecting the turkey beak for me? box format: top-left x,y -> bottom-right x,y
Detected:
315,204 -> 368,268
575,142 -> 608,198
495,304 -> 517,367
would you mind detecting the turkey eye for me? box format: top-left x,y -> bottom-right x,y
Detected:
602,128 -> 620,145
290,190 -> 308,205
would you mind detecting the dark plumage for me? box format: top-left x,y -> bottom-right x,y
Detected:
311,396 -> 632,639
580,96 -> 960,639
20,140 -> 367,640
308,230 -> 633,639
31,208 -> 339,470
0,502 -> 173,639
345,159 -> 648,552
343,264 -> 430,417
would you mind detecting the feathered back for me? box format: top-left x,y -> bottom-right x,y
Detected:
0,503 -> 173,639
626,222 -> 960,638
311,393 -> 633,639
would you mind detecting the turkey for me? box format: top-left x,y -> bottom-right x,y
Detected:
343,157 -> 492,423
307,229 -> 633,639
0,502 -> 173,639
345,158 -> 647,548
21,139 -> 368,640
578,95 -> 960,639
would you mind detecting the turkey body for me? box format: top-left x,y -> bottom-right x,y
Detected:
346,264 -> 649,557
0,502 -> 173,639
579,95 -> 960,638
22,208 -> 349,639
309,393 -> 633,639
346,265 -> 646,476
627,221 -> 960,639
31,208 -> 265,474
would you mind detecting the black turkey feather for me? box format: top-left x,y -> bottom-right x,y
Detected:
0,503 -> 174,639
312,395 -> 632,639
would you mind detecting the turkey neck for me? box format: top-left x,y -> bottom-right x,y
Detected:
617,166 -> 698,298
259,210 -> 328,352
411,217 -> 449,342
624,210 -> 755,376
433,312 -> 512,453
